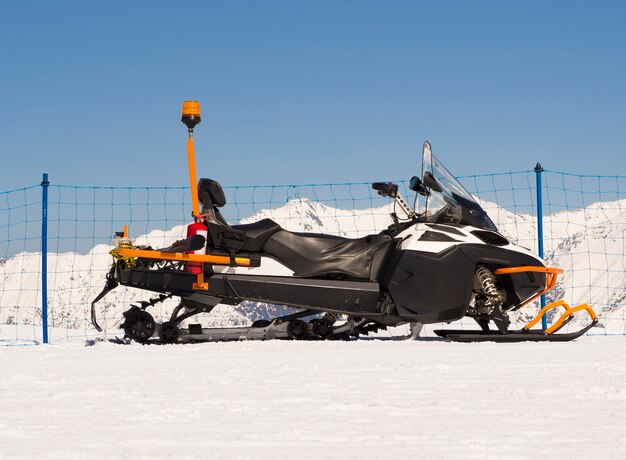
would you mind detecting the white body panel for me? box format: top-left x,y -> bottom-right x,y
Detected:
398,223 -> 543,262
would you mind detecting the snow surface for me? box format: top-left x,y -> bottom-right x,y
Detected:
1,338 -> 625,459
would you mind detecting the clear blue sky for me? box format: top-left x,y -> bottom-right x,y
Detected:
1,0 -> 625,189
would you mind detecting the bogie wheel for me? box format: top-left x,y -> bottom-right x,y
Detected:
287,319 -> 308,340
123,309 -> 156,343
159,321 -> 180,344
312,319 -> 334,339
252,319 -> 271,328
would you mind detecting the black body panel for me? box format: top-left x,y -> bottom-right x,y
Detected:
117,265 -> 382,316
262,231 -> 393,279
470,230 -> 509,246
424,223 -> 466,236
418,230 -> 461,242
209,274 -> 382,315
385,246 -> 476,322
383,244 -> 545,323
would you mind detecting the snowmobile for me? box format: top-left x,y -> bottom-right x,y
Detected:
91,101 -> 598,343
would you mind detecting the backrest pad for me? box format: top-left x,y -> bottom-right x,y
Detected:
198,178 -> 226,208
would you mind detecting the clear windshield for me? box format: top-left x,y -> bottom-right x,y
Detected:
419,141 -> 497,231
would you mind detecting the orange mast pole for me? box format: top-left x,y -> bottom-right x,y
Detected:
187,134 -> 200,218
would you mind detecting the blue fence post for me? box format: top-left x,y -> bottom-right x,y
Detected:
41,173 -> 49,344
534,163 -> 548,330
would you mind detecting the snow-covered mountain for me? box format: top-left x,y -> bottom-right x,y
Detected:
0,198 -> 624,335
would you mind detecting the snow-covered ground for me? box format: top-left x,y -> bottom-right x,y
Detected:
1,337 -> 625,459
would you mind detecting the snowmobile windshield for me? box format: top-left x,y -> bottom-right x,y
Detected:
421,143 -> 497,231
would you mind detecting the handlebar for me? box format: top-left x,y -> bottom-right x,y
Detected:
372,182 -> 417,219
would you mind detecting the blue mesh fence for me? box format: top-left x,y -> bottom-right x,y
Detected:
0,169 -> 624,344
541,171 -> 625,334
0,185 -> 42,345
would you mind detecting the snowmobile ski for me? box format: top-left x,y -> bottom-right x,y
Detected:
433,324 -> 597,343
434,301 -> 598,342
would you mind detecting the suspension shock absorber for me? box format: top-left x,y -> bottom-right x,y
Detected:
475,265 -> 510,333
476,266 -> 501,300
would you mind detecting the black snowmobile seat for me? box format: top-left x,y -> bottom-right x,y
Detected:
229,219 -> 282,252
207,216 -> 281,253
261,230 -> 393,279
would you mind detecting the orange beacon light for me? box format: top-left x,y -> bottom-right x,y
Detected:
182,100 -> 201,132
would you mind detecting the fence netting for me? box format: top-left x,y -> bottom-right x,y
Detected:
0,170 -> 624,344
0,186 -> 42,344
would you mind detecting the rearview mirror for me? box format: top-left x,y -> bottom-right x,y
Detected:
409,176 -> 428,196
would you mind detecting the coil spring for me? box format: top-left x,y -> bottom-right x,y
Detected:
476,266 -> 501,299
